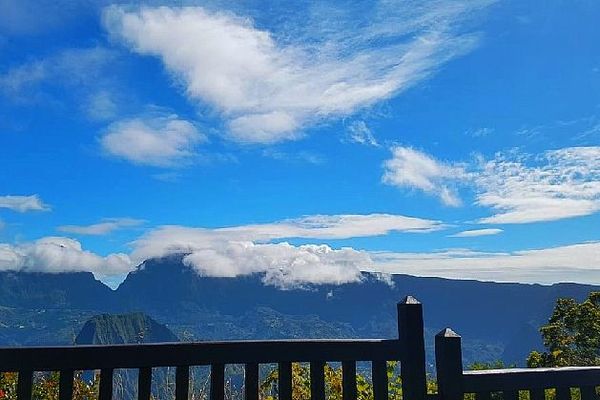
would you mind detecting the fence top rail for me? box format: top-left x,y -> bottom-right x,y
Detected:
0,338 -> 404,372
462,366 -> 600,392
465,366 -> 600,376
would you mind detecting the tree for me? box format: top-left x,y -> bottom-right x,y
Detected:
527,292 -> 600,368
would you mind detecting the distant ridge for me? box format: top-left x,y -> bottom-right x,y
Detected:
0,270 -> 114,309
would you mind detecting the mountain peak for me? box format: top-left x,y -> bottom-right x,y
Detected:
75,312 -> 179,345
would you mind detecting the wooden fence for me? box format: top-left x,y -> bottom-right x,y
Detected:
435,328 -> 600,400
0,296 -> 426,400
1,296 -> 599,400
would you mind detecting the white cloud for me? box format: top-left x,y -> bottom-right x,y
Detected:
2,212 -> 597,287
183,242 -> 368,289
382,146 -> 467,206
0,237 -> 132,278
100,114 -> 206,167
57,218 -> 144,236
383,146 -> 600,223
132,229 -> 371,289
346,121 -> 379,146
371,241 -> 600,285
129,213 -> 441,288
0,195 -> 50,212
218,213 -> 443,240
131,213 -> 442,260
449,228 -> 503,237
475,146 -> 600,223
103,2 -> 491,143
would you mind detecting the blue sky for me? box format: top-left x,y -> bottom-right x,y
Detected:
0,0 -> 599,289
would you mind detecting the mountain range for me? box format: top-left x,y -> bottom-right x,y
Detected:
1,254 -> 597,367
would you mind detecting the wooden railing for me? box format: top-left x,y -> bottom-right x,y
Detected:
4,297 -> 600,400
435,328 -> 600,400
0,296 -> 427,400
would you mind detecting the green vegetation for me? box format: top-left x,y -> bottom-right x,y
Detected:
0,363 -> 434,400
0,372 -> 99,400
527,292 -> 600,368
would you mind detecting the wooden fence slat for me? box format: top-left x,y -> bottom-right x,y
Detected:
342,361 -> 357,400
310,361 -> 326,400
138,367 -> 152,400
17,370 -> 33,400
581,386 -> 597,400
475,391 -> 492,400
556,387 -> 571,400
175,365 -> 190,400
244,363 -> 259,400
530,388 -> 546,400
210,363 -> 225,400
99,368 -> 114,400
373,360 -> 388,400
279,362 -> 292,400
58,369 -> 74,400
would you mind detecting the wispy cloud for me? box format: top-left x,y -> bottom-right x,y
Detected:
100,113 -> 206,167
382,146 -> 467,206
85,90 -> 118,121
0,47 -> 117,108
132,213 -> 442,259
466,127 -> 494,137
0,195 -> 50,212
449,228 -> 503,237
371,241 -> 600,285
346,121 -> 379,146
383,146 -> 600,223
475,146 -> 600,223
103,1 -> 492,143
261,149 -> 325,164
57,218 -> 145,236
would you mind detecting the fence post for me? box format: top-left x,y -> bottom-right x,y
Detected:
435,328 -> 463,400
398,296 -> 427,400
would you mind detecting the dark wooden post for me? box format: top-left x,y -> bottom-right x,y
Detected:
244,363 -> 259,400
435,328 -> 463,400
210,363 -> 225,400
398,296 -> 427,400
58,369 -> 74,400
310,361 -> 326,400
175,365 -> 190,400
342,361 -> 357,400
138,367 -> 152,400
99,368 -> 113,400
278,362 -> 292,400
17,370 -> 33,400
